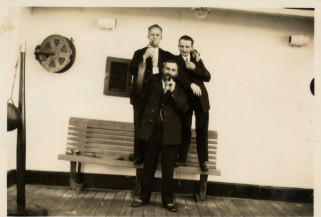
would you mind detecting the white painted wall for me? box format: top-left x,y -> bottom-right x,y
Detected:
5,7 -> 314,189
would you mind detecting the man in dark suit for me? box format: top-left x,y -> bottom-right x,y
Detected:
128,24 -> 175,164
175,35 -> 211,171
131,60 -> 188,212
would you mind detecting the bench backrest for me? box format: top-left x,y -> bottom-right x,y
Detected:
66,117 -> 218,169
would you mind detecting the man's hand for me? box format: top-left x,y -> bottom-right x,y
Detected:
164,79 -> 176,93
186,62 -> 196,71
164,81 -> 171,93
143,48 -> 153,61
190,83 -> 202,96
191,50 -> 201,62
169,79 -> 176,92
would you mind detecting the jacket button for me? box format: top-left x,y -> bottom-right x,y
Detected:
151,109 -> 155,112
144,79 -> 148,82
148,118 -> 153,122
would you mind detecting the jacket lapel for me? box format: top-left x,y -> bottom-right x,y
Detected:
158,48 -> 164,69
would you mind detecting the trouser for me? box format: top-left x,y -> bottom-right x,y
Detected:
139,126 -> 178,205
133,105 -> 145,160
179,106 -> 209,164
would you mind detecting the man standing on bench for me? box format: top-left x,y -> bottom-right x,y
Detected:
128,24 -> 175,165
131,60 -> 188,212
175,35 -> 211,171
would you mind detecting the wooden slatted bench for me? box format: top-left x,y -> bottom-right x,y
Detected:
58,117 -> 221,201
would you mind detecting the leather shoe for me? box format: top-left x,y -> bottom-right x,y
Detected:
133,158 -> 144,165
128,153 -> 134,161
131,199 -> 144,207
200,163 -> 209,171
163,203 -> 177,212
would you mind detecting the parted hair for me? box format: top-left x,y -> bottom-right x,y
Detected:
148,24 -> 163,32
179,35 -> 194,45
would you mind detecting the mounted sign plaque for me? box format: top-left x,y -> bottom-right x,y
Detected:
104,56 -> 131,97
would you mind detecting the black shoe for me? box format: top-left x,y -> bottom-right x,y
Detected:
200,163 -> 209,171
131,198 -> 144,207
163,203 -> 177,212
128,153 -> 134,161
175,161 -> 187,167
133,157 -> 144,165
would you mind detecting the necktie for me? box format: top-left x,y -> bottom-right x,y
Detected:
184,56 -> 188,63
152,49 -> 158,67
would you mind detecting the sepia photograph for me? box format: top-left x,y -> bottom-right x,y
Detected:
1,2 -> 318,216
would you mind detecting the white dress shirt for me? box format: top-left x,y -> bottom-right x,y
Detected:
148,45 -> 159,74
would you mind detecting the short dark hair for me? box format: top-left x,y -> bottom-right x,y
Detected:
163,59 -> 179,73
164,59 -> 178,66
148,24 -> 163,32
179,35 -> 194,45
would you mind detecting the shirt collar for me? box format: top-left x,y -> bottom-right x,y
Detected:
182,54 -> 190,62
148,45 -> 159,51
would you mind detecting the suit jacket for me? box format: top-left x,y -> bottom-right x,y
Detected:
176,54 -> 211,112
129,47 -> 175,107
137,75 -> 188,145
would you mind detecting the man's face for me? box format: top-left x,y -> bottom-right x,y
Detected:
178,39 -> 193,57
163,62 -> 178,78
148,27 -> 162,48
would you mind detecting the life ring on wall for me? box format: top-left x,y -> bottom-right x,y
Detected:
7,99 -> 21,131
34,34 -> 76,73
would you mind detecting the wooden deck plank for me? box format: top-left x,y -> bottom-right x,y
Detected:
94,191 -> 116,216
269,200 -> 293,216
277,201 -> 301,216
119,192 -> 133,217
55,190 -> 87,216
143,192 -> 156,217
48,189 -> 75,216
196,200 -> 212,217
214,198 -> 233,216
222,198 -> 243,216
250,199 -> 277,216
286,202 -> 311,216
7,186 -> 17,203
258,200 -> 283,216
293,203 -> 313,216
26,186 -> 49,207
31,186 -> 60,208
54,190 -> 85,216
185,195 -> 201,217
242,199 -> 264,216
155,193 -> 166,217
7,185 -> 17,194
230,199 -> 253,216
68,191 -> 97,216
176,195 -> 190,217
106,191 -> 127,216
41,188 -> 69,210
206,197 -> 222,216
82,191 -> 107,216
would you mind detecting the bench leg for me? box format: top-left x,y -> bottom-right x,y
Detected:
70,161 -> 77,190
75,162 -> 84,193
70,162 -> 84,193
194,174 -> 208,202
133,168 -> 143,198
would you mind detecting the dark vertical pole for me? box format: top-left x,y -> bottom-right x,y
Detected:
16,41 -> 26,208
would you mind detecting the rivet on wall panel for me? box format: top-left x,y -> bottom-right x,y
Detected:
193,8 -> 211,19
97,18 -> 117,30
289,35 -> 309,47
0,15 -> 14,33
